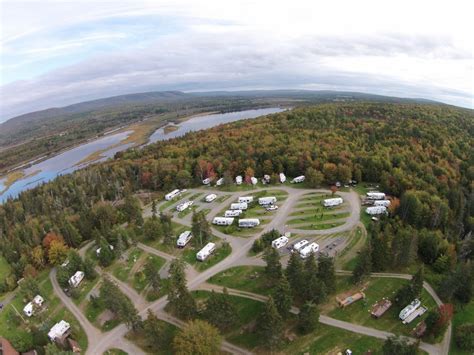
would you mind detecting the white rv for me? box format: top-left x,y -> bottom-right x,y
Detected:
238,219 -> 260,228
165,189 -> 181,201
262,175 -> 271,184
272,236 -> 289,249
366,206 -> 387,215
238,196 -> 254,203
235,175 -> 243,185
251,177 -> 258,185
230,202 -> 248,210
258,196 -> 277,206
23,295 -> 44,317
68,271 -> 84,288
213,217 -> 234,226
299,242 -> 320,258
399,299 -> 421,321
196,242 -> 216,261
202,178 -> 211,185
291,175 -> 305,183
323,197 -> 343,207
374,200 -> 391,207
216,177 -> 224,186
176,200 -> 193,212
366,192 -> 386,200
205,193 -> 217,202
176,231 -> 193,248
48,320 -> 71,342
279,173 -> 286,183
293,239 -> 309,252
225,210 -> 243,217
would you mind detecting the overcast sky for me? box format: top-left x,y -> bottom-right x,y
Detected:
1,0 -> 473,122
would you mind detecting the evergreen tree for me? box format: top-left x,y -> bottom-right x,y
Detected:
411,266 -> 424,299
143,217 -> 162,241
352,244 -> 372,284
173,320 -> 222,355
273,275 -> 293,319
151,200 -> 157,219
257,296 -> 283,349
317,254 -> 336,294
144,259 -> 161,292
286,252 -> 304,299
191,211 -> 211,247
298,302 -> 320,334
160,212 -> 174,245
98,237 -> 114,267
263,247 -> 282,285
167,259 -> 196,320
143,310 -> 166,352
203,288 -> 237,331
382,335 -> 418,355
83,257 -> 97,280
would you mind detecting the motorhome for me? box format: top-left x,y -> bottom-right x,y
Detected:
291,175 -> 305,183
366,206 -> 387,215
279,172 -> 286,183
235,175 -> 243,185
299,242 -> 319,258
272,236 -> 289,249
176,200 -> 193,212
238,196 -> 254,203
68,271 -> 84,288
205,194 -> 217,202
251,177 -> 258,185
202,178 -> 211,185
216,177 -> 224,186
402,306 -> 427,324
258,196 -> 277,206
230,202 -> 248,210
366,192 -> 386,200
238,219 -> 260,228
176,231 -> 193,248
374,200 -> 391,207
165,189 -> 181,201
23,295 -> 44,317
48,320 -> 71,342
225,210 -> 243,217
266,205 -> 278,211
196,242 -> 216,261
212,217 -> 234,226
323,197 -> 343,207
399,299 -> 421,321
293,239 -> 309,252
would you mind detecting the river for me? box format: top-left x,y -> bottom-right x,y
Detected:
0,107 -> 285,202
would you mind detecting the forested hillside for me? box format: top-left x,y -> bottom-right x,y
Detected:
1,102 -> 473,297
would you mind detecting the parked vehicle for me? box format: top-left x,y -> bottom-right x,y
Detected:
176,231 -> 193,248
366,192 -> 386,200
266,205 -> 278,211
225,209 -> 243,217
238,218 -> 260,228
251,177 -> 258,185
399,299 -> 421,320
202,178 -> 211,185
196,242 -> 216,261
230,202 -> 248,210
176,200 -> 193,212
366,206 -> 387,215
323,197 -> 343,207
299,242 -> 319,258
212,217 -> 234,226
291,175 -> 305,183
216,177 -> 224,186
205,194 -> 217,202
374,199 -> 391,207
165,189 -> 181,201
238,196 -> 254,203
272,236 -> 289,249
279,172 -> 286,183
258,196 -> 277,205
235,176 -> 243,185
293,239 -> 309,252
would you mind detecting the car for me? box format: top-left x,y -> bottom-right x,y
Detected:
266,205 -> 279,211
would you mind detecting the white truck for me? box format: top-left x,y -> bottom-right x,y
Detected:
176,200 -> 193,212
299,242 -> 320,258
225,210 -> 243,217
323,197 -> 343,207
366,206 -> 387,215
291,175 -> 305,183
176,231 -> 193,248
212,217 -> 234,226
366,192 -> 386,200
374,199 -> 391,207
238,196 -> 254,203
272,236 -> 289,249
399,299 -> 421,321
205,193 -> 217,202
231,202 -> 248,210
196,242 -> 216,261
238,218 -> 260,228
216,177 -> 224,186
251,177 -> 258,185
165,189 -> 181,201
293,239 -> 309,252
258,196 -> 277,206
279,172 -> 286,183
235,175 -> 243,185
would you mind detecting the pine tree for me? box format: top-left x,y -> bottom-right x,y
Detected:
257,296 -> 283,349
98,237 -> 114,267
144,259 -> 161,292
167,259 -> 196,320
203,288 -> 237,331
286,252 -> 304,300
411,266 -> 424,298
317,254 -> 336,294
352,244 -> 372,284
263,247 -> 282,285
151,200 -> 157,219
298,302 -> 320,334
192,211 -> 211,247
273,275 -> 293,319
160,212 -> 173,245
143,310 -> 165,351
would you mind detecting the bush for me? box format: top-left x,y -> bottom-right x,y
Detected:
455,323 -> 474,350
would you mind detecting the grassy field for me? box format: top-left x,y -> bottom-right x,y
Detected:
287,211 -> 350,225
450,300 -> 474,354
132,254 -> 167,293
0,255 -> 12,283
104,349 -> 128,355
207,266 -> 273,295
293,221 -> 346,231
181,241 -> 232,271
111,248 -> 143,282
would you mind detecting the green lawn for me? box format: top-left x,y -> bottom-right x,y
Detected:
450,300 -> 474,354
111,248 -> 143,282
104,349 -> 128,355
0,255 -> 12,283
287,211 -> 349,225
73,276 -> 100,305
292,221 -> 345,231
215,194 -> 232,203
181,241 -> 232,271
207,266 -> 273,295
132,254 -> 167,293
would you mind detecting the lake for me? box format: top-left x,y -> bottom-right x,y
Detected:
0,107 -> 285,202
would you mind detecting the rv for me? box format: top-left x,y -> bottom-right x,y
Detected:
402,306 -> 427,324
48,320 -> 71,342
238,219 -> 260,228
205,194 -> 217,202
399,299 -> 421,321
235,175 -> 243,185
293,239 -> 309,252
225,210 -> 243,217
196,242 -> 216,261
366,206 -> 387,215
176,231 -> 193,248
272,236 -> 289,249
323,197 -> 343,207
291,175 -> 305,183
299,242 -> 320,258
279,173 -> 286,183
212,217 -> 234,226
23,295 -> 44,317
258,196 -> 277,206
266,205 -> 278,211
176,200 -> 193,212
165,189 -> 181,201
262,175 -> 271,184
230,202 -> 248,210
202,178 -> 211,185
216,177 -> 224,186
68,271 -> 84,288
251,177 -> 258,185
374,200 -> 391,207
96,244 -> 114,256
238,196 -> 254,203
366,192 -> 386,200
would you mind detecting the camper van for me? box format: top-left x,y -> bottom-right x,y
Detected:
366,192 -> 386,200
165,189 -> 181,201
399,299 -> 421,320
238,196 -> 254,203
293,239 -> 309,252
272,236 -> 289,249
258,196 -> 277,206
230,202 -> 248,210
205,194 -> 217,202
235,176 -> 243,185
323,197 -> 343,207
279,173 -> 286,183
238,219 -> 260,228
216,177 -> 224,186
48,320 -> 71,342
176,231 -> 193,248
225,210 -> 243,217
299,242 -> 320,258
366,206 -> 387,215
212,217 -> 234,226
291,175 -> 305,183
176,200 -> 193,212
374,200 -> 391,207
196,242 -> 216,261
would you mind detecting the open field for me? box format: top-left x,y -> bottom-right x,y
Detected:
181,240 -> 232,271
207,266 -> 272,295
450,300 -> 474,354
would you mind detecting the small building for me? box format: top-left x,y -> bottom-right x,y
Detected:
176,231 -> 193,248
272,236 -> 289,249
366,192 -> 386,200
165,189 -> 181,201
205,194 -> 217,202
68,271 -> 84,288
23,294 -> 44,317
299,242 -> 319,258
258,196 -> 277,206
279,172 -> 286,183
323,197 -> 343,207
216,177 -> 224,186
225,209 -> 243,217
291,175 -> 305,183
230,202 -> 248,210
370,299 -> 392,318
48,320 -> 71,342
250,177 -> 258,185
238,218 -> 260,228
366,206 -> 387,215
212,217 -> 234,226
235,175 -> 243,185
337,292 -> 366,308
412,321 -> 427,338
238,196 -> 254,203
196,242 -> 216,261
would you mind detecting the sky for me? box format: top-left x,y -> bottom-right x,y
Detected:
0,0 -> 473,122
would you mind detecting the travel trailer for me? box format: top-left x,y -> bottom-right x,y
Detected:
374,200 -> 391,207
323,197 -> 343,207
251,177 -> 258,185
176,200 -> 193,212
196,242 -> 216,261
202,178 -> 211,185
68,271 -> 84,288
399,299 -> 421,321
258,196 -> 277,206
238,219 -> 260,228
225,210 -> 243,217
293,239 -> 309,252
366,206 -> 387,215
230,202 -> 248,210
291,175 -> 305,183
205,194 -> 217,202
262,175 -> 271,184
165,189 -> 181,201
299,242 -> 319,258
23,295 -> 44,317
48,320 -> 71,342
216,177 -> 224,186
279,173 -> 286,183
212,217 -> 234,226
235,176 -> 243,185
238,196 -> 254,203
272,236 -> 289,249
366,192 -> 386,200
176,231 -> 193,248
